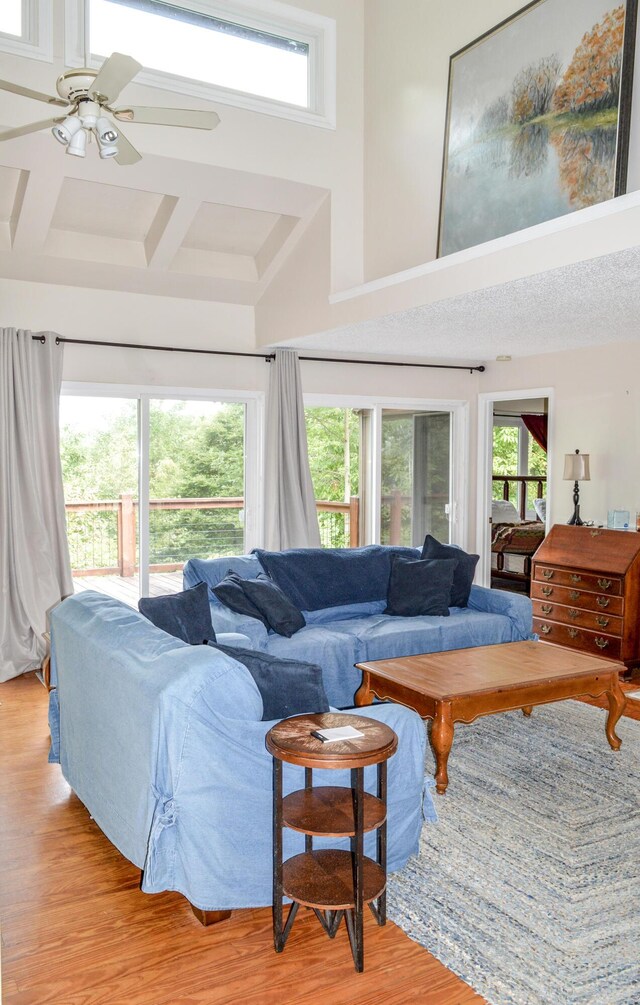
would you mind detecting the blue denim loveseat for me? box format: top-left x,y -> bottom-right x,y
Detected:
48,589 -> 434,920
184,545 -> 534,709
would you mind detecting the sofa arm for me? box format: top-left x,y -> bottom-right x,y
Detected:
467,584 -> 533,640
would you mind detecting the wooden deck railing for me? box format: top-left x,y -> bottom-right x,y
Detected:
492,475 -> 547,520
66,495 -> 361,576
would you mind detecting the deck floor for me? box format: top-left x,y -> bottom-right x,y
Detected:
72,571 -> 184,606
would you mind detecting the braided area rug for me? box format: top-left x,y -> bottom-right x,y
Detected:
387,701 -> 640,1005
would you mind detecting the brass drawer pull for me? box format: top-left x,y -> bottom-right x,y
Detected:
568,628 -> 579,639
542,586 -> 553,597
569,591 -> 580,601
568,609 -> 580,619
596,597 -> 610,609
541,604 -> 552,615
590,529 -> 602,537
597,578 -> 612,590
595,637 -> 609,649
596,616 -> 610,628
540,624 -> 552,635
543,569 -> 554,580
570,574 -> 582,583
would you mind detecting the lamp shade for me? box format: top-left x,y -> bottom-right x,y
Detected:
563,451 -> 590,481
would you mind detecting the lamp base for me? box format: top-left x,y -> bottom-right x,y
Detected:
567,505 -> 583,526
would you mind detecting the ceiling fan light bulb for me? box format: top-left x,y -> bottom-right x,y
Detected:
67,128 -> 87,158
96,117 -> 119,145
52,115 -> 82,145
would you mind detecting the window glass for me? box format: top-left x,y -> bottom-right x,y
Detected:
380,409 -> 451,546
0,1 -> 22,36
305,407 -> 361,548
90,0 -> 309,107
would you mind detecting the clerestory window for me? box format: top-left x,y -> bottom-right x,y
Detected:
66,0 -> 336,127
0,0 -> 52,60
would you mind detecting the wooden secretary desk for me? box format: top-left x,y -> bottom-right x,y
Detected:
531,525 -> 640,672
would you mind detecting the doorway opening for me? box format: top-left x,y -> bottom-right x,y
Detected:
477,388 -> 553,593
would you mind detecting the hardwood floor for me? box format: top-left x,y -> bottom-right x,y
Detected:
0,675 -> 484,1005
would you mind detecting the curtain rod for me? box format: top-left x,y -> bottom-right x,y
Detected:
31,334 -> 485,373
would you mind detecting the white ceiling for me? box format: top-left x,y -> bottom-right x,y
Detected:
0,125 -> 324,305
288,245 -> 640,361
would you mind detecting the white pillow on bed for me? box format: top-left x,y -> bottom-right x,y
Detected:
533,497 -> 547,521
491,499 -> 521,524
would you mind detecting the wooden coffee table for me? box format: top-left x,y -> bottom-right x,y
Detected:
355,641 -> 626,794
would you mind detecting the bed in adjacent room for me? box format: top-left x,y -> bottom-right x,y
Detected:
490,498 -> 546,593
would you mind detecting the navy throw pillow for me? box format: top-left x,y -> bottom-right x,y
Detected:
420,535 -> 480,608
212,571 -> 270,628
241,575 -> 305,637
384,556 -> 456,617
210,643 -> 329,721
138,582 -> 215,644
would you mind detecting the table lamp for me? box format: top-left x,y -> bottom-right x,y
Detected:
563,449 -> 590,526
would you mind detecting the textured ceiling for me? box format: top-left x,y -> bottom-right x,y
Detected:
51,178 -> 163,241
289,245 -> 640,362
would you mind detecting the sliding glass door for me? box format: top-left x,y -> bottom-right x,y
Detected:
380,408 -> 452,546
303,396 -> 465,550
60,386 -> 260,604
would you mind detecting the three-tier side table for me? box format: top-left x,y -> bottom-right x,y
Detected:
266,712 -> 397,973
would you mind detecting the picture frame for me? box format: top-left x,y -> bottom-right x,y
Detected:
437,0 -> 638,258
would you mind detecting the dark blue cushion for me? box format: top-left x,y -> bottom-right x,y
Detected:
210,643 -> 329,721
138,582 -> 215,644
241,576 -> 305,637
212,571 -> 270,628
420,535 -> 479,608
252,545 -> 418,611
384,556 -> 456,617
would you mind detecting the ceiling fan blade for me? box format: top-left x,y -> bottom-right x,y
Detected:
114,106 -> 220,130
0,78 -> 68,107
113,123 -> 142,166
90,52 -> 142,104
0,118 -> 59,141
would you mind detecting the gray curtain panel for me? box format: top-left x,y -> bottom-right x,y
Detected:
264,348 -> 321,550
0,329 -> 73,681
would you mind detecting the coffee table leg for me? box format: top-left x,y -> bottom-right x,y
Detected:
354,672 -> 372,707
605,674 -> 626,751
522,705 -> 533,717
431,701 -> 454,795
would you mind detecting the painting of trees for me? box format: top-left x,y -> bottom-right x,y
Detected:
511,55 -> 562,124
554,6 -> 625,114
439,0 -> 635,256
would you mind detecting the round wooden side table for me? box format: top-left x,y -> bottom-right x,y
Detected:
266,711 -> 397,973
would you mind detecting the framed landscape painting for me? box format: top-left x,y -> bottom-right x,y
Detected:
437,0 -> 638,257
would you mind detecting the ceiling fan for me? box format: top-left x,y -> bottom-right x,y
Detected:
0,52 -> 220,165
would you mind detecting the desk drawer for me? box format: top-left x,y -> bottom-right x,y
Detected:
531,582 -> 624,616
533,566 -> 623,595
532,600 -> 623,637
533,618 -> 622,660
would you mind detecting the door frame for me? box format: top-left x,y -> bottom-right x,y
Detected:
476,385 -> 554,587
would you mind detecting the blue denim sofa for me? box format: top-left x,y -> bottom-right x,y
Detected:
184,546 -> 534,709
48,590 -> 434,919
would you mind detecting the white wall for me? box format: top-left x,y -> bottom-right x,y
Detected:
363,0 -> 640,282
481,341 -> 640,530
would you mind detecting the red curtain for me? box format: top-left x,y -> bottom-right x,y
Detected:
522,414 -> 547,453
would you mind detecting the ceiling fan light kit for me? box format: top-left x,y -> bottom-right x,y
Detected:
0,52 -> 220,166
